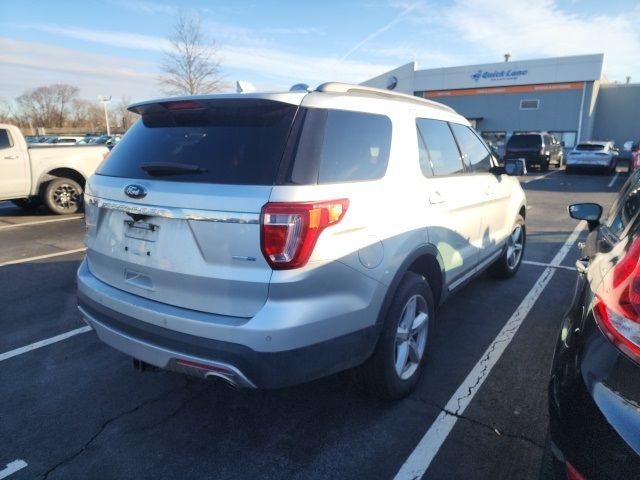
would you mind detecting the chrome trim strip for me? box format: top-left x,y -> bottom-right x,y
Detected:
86,195 -> 260,224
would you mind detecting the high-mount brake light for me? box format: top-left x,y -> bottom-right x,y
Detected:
261,199 -> 349,270
594,236 -> 640,364
162,100 -> 204,111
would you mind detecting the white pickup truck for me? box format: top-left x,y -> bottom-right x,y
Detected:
0,124 -> 109,214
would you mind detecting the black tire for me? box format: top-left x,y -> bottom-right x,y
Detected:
11,197 -> 42,210
489,214 -> 526,279
565,166 -> 574,175
353,272 -> 435,400
43,177 -> 83,215
541,157 -> 550,172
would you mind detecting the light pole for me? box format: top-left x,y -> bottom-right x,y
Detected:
97,95 -> 112,136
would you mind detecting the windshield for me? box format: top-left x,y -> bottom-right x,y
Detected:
576,143 -> 606,151
97,99 -> 298,185
506,135 -> 541,149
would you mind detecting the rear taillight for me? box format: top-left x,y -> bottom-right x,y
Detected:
594,237 -> 640,363
260,199 -> 349,269
565,461 -> 586,480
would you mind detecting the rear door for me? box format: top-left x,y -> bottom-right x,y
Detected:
416,117 -> 483,288
85,98 -> 299,318
0,128 -> 29,198
450,122 -> 512,263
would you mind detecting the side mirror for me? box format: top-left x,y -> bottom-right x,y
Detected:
568,203 -> 602,231
504,158 -> 526,176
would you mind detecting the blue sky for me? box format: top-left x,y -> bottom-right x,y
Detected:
1,0 -> 639,103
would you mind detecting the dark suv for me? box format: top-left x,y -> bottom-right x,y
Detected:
504,133 -> 563,171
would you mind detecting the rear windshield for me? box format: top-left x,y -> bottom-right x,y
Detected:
576,143 -> 606,151
506,135 -> 541,149
97,99 -> 298,184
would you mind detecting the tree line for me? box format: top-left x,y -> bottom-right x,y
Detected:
0,85 -> 137,134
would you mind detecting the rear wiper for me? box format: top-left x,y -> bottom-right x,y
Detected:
141,162 -> 207,176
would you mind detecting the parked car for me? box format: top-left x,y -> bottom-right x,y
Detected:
542,170 -> 640,479
77,83 -> 527,400
41,136 -> 85,145
624,140 -> 640,172
0,124 -> 109,214
504,133 -> 564,171
566,141 -> 618,175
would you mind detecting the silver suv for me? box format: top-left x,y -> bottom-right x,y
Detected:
77,83 -> 526,399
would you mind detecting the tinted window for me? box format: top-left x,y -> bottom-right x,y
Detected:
416,118 -> 463,177
97,99 -> 298,184
607,184 -> 640,237
450,123 -> 492,173
507,135 -> 541,149
290,109 -> 391,184
576,143 -> 606,151
0,129 -> 12,149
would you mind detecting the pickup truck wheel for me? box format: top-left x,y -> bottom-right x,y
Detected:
489,214 -> 525,279
43,177 -> 83,214
11,197 -> 42,210
353,272 -> 434,400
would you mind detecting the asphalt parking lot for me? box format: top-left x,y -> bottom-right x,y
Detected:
0,167 -> 629,480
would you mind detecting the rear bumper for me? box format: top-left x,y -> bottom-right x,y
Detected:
77,259 -> 382,388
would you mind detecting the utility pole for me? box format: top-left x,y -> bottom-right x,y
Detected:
97,95 -> 112,136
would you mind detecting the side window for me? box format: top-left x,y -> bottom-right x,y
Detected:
416,118 -> 463,177
316,110 -> 391,183
607,187 -> 640,237
0,129 -> 13,149
450,123 -> 492,173
416,127 -> 433,177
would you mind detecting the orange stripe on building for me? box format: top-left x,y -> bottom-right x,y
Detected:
423,82 -> 584,98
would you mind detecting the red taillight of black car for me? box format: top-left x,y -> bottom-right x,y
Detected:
260,199 -> 349,270
594,236 -> 640,364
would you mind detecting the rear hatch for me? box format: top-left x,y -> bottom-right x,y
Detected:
570,143 -> 609,163
85,97 -> 301,318
504,134 -> 542,160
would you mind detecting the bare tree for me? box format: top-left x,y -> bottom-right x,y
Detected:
159,12 -> 223,95
116,96 -> 138,130
16,84 -> 79,128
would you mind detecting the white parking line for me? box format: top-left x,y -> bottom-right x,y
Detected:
0,326 -> 92,363
522,260 -> 575,271
522,170 -> 558,184
0,459 -> 28,479
0,215 -> 83,231
0,248 -> 86,268
393,221 -> 585,480
608,172 -> 620,188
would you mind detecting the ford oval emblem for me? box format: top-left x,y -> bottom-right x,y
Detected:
124,184 -> 147,199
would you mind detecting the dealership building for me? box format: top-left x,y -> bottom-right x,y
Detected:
363,54 -> 639,157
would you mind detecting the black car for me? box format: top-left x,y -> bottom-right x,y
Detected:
542,170 -> 640,479
504,133 -> 564,171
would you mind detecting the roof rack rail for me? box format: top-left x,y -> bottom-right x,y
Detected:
315,82 -> 455,113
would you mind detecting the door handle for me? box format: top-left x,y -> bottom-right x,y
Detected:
429,191 -> 445,204
3,154 -> 18,160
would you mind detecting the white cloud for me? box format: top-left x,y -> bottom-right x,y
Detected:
15,25 -> 393,91
441,0 -> 640,81
0,38 -> 160,101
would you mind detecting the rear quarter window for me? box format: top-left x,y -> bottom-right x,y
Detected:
288,109 -> 391,184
